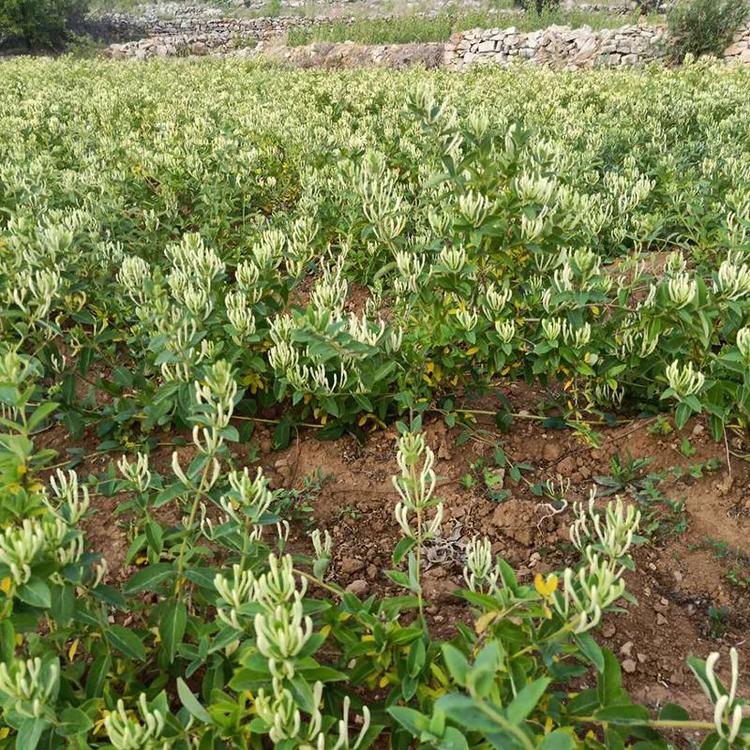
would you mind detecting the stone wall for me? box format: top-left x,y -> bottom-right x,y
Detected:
104,18 -> 312,57
724,25 -> 750,65
445,24 -> 668,69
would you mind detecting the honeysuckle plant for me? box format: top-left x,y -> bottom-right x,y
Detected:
1,355 -> 749,749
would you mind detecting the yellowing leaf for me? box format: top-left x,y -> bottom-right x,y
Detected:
0,577 -> 11,595
475,610 -> 498,634
68,639 -> 80,662
430,663 -> 449,686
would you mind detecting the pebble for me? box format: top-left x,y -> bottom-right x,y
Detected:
622,659 -> 637,674
340,558 -> 365,574
345,579 -> 369,597
542,442 -> 561,462
620,641 -> 634,657
601,622 -> 616,638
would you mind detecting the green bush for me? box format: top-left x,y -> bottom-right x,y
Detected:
668,0 -> 749,59
0,0 -> 87,50
513,0 -> 561,14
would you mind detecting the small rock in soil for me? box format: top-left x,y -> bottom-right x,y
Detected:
622,659 -> 637,674
340,558 -> 365,574
543,442 -> 561,462
346,579 -> 369,597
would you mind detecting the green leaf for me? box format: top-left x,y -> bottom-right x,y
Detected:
106,625 -> 146,661
56,708 -> 94,737
436,694 -> 501,734
392,536 -> 415,565
539,730 -> 576,750
387,706 -> 428,735
441,644 -> 469,686
407,639 -> 426,678
123,563 -> 174,594
16,579 -> 52,609
177,677 -> 212,723
28,402 -> 59,431
658,703 -> 689,722
85,654 -> 111,699
161,601 -> 187,664
506,677 -> 550,724
17,718 -> 48,750
597,649 -> 627,708
575,632 -> 605,673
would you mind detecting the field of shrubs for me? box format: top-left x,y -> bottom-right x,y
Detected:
1,57 -> 750,749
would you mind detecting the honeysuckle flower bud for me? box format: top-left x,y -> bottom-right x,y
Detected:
0,519 -> 46,585
117,453 -> 152,494
0,657 -> 59,719
515,173 -> 556,205
311,261 -> 347,315
691,648 -> 748,745
553,263 -> 574,293
620,329 -> 660,358
255,596 -> 313,680
104,694 -> 169,750
665,360 -> 705,398
639,283 -> 657,309
458,191 -> 492,228
171,233 -> 224,283
454,307 -> 478,332
347,312 -> 386,347
12,267 -> 61,324
220,467 -> 273,525
236,259 -> 261,297
667,272 -> 697,308
483,283 -> 511,316
225,291 -> 257,341
737,327 -> 750,364
392,432 -> 442,542
541,317 -> 563,342
439,247 -> 467,274
49,468 -> 90,523
665,251 -> 687,275
117,255 -> 151,305
269,340 -> 299,373
255,687 -> 301,742
715,254 -> 750,300
215,564 -> 256,629
570,491 -> 640,562
495,319 -> 515,344
310,529 -> 333,578
428,209 -> 451,236
555,554 -> 626,633
562,320 -> 591,348
520,213 -> 545,242
463,536 -> 499,593
92,558 -> 109,588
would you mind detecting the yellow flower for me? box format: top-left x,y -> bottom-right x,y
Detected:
534,573 -> 559,598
